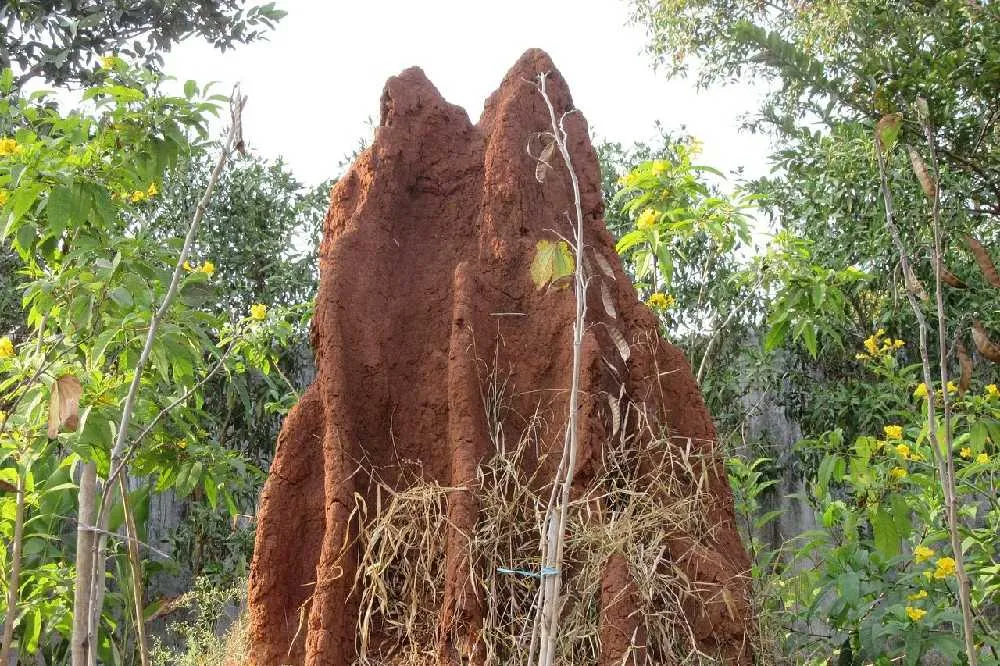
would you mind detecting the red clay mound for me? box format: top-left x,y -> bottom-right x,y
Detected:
247,49 -> 752,665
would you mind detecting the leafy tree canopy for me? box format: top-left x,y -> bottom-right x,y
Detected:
0,0 -> 285,89
631,0 -> 999,217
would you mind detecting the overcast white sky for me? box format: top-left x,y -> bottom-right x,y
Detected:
163,0 -> 772,189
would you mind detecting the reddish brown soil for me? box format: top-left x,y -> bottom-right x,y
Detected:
247,49 -> 752,665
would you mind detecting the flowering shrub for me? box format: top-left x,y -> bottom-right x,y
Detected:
773,333 -> 999,663
0,61 -> 293,661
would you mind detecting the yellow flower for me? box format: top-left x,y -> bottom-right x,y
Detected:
905,606 -> 927,622
854,352 -> 870,361
913,383 -> 928,399
895,443 -> 911,458
651,160 -> 667,176
976,453 -> 990,464
147,182 -> 158,197
883,425 -> 903,440
986,384 -> 999,398
914,545 -> 935,564
0,137 -> 20,156
959,447 -> 972,459
646,292 -> 675,311
907,589 -> 928,601
946,381 -> 958,394
130,190 -> 146,203
101,55 -> 116,69
0,190 -> 8,206
933,556 -> 956,579
250,304 -> 267,321
183,260 -> 194,271
893,339 -> 905,349
200,261 -> 215,278
889,467 -> 907,480
863,333 -> 880,355
636,208 -> 657,230
0,336 -> 13,359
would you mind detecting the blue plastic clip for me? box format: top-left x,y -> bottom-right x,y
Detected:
496,566 -> 559,578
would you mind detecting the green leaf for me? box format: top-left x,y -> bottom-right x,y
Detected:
889,494 -> 911,538
108,286 -> 133,308
90,328 -> 118,364
970,420 -> 988,450
15,221 -> 36,253
203,475 -> 218,509
151,342 -> 171,383
22,608 -> 41,653
838,571 -> 860,605
615,229 -> 647,254
46,186 -> 76,235
876,113 -> 902,153
801,322 -> 818,357
10,182 -> 44,226
764,319 -> 789,352
871,506 -> 900,558
530,239 -> 575,289
178,280 -> 214,307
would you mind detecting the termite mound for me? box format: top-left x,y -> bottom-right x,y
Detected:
247,48 -> 753,665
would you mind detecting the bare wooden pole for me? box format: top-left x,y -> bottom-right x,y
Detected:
0,470 -> 26,663
530,72 -> 588,666
70,462 -> 97,666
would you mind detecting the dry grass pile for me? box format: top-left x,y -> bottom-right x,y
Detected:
347,365 -> 735,665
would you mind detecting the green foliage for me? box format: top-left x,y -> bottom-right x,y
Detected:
149,154 -> 327,468
762,233 -> 869,358
628,2 -> 1000,661
0,58 -> 288,661
775,352 -> 999,663
152,155 -> 327,318
599,132 -> 771,447
614,138 -> 753,293
1,1 -> 285,89
150,577 -> 248,666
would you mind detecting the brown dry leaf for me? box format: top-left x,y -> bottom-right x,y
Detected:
907,146 -> 936,200
966,235 -> 1000,288
972,321 -> 1000,363
601,281 -> 617,319
606,326 -> 631,363
937,259 -> 966,288
535,137 -> 555,183
592,251 -> 616,280
0,479 -> 16,493
607,393 -> 621,436
721,586 -> 739,622
957,339 -> 972,396
47,374 -> 82,439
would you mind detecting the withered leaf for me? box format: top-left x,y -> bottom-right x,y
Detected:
47,374 -> 82,439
